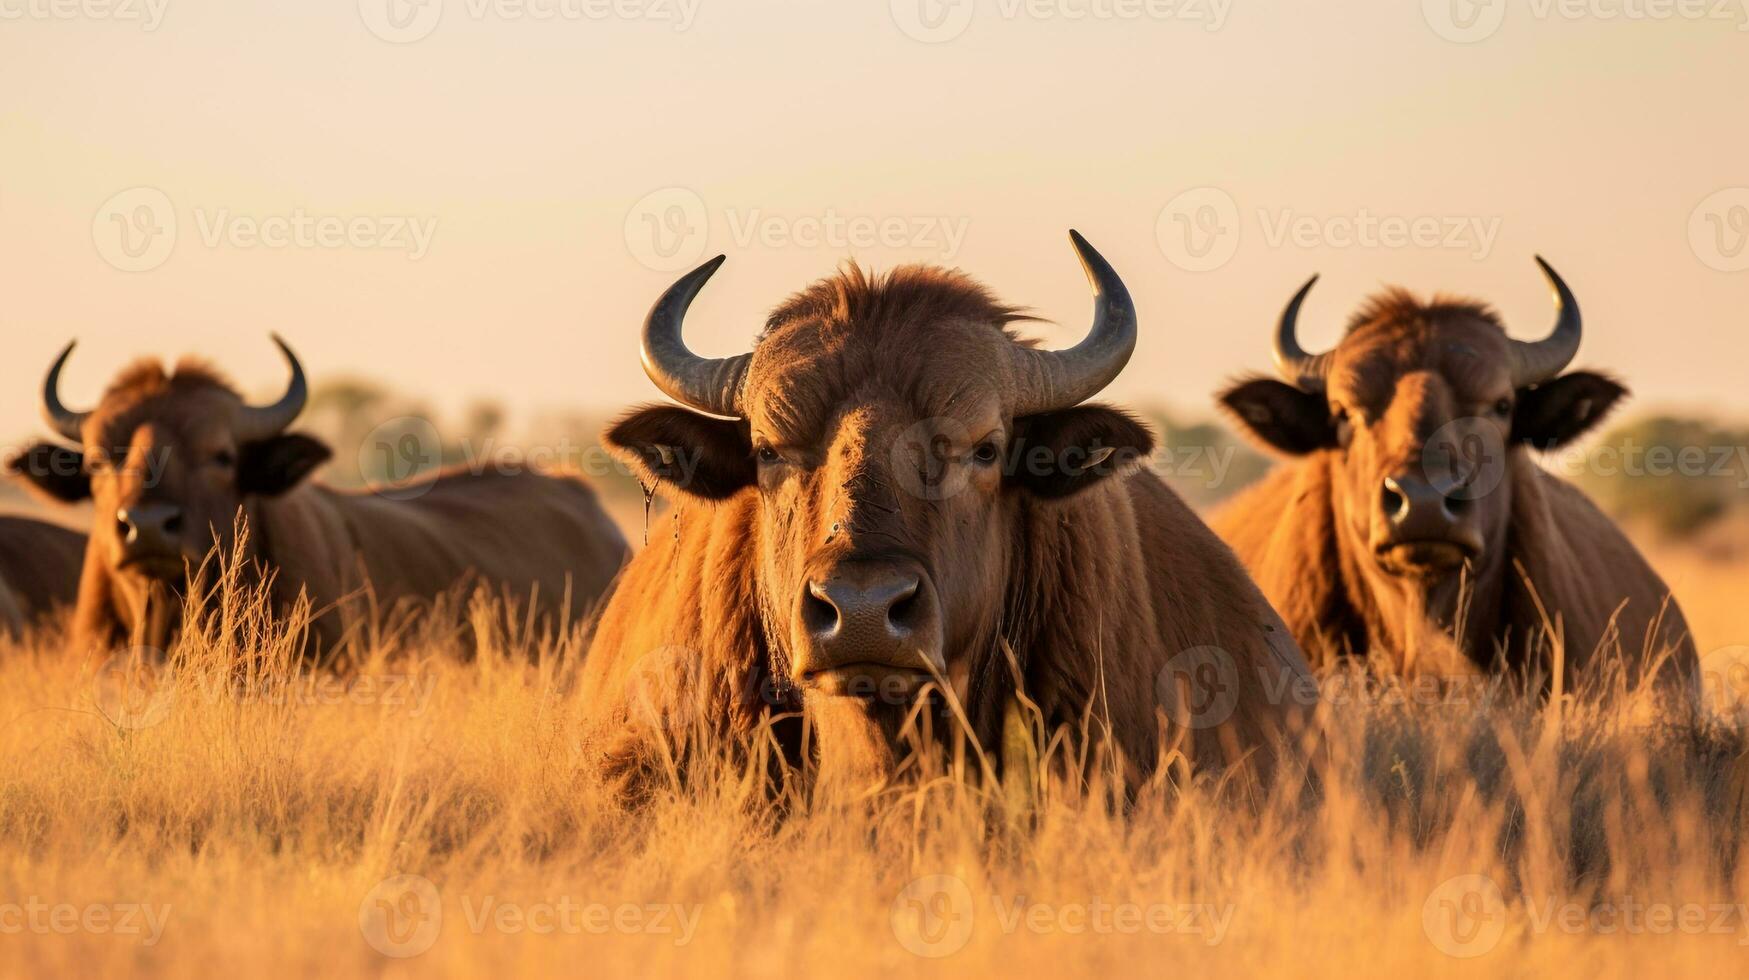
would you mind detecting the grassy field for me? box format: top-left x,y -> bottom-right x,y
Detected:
0,505 -> 1745,978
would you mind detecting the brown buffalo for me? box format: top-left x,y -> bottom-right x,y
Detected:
8,338 -> 628,657
1214,261 -> 1695,689
581,233 -> 1312,791
0,516 -> 84,635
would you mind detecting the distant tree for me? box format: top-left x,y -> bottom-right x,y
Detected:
1572,415 -> 1748,539
302,378 -> 506,489
1141,409 -> 1272,512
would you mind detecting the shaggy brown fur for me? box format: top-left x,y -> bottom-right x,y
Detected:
585,262 -> 1314,792
11,355 -> 628,658
0,516 -> 85,634
1216,288 -> 1695,689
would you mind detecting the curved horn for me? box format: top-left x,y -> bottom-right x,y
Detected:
235,334 -> 308,441
41,341 -> 90,442
1511,256 -> 1582,386
1010,231 -> 1138,416
1272,274 -> 1334,393
640,254 -> 751,419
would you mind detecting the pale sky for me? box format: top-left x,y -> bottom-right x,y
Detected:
3,0 -> 1746,446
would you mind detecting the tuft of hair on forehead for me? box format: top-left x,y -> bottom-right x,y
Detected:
1345,287 -> 1504,336
102,357 -> 240,401
760,262 -> 1035,343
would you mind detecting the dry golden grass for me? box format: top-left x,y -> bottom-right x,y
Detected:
0,531 -> 1746,978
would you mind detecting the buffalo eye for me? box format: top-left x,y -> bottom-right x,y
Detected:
1332,408 -> 1354,449
212,448 -> 237,468
1493,398 -> 1512,418
971,441 -> 1000,466
756,446 -> 782,467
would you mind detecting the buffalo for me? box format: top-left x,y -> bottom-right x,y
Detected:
1215,261 -> 1695,689
0,516 -> 84,635
8,338 -> 628,657
581,232 -> 1312,790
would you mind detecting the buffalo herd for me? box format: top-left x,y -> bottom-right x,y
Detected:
1,232 -> 1699,786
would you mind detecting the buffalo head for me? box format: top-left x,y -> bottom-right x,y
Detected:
1221,261 -> 1624,584
607,233 -> 1153,714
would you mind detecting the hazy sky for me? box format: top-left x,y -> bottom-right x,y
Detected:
3,0 -> 1746,446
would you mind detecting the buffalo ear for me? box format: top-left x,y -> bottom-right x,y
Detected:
1218,378 -> 1336,455
7,443 -> 91,503
605,405 -> 755,501
1008,404 -> 1155,499
1511,371 -> 1628,450
238,434 -> 332,496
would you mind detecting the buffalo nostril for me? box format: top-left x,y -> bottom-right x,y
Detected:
802,581 -> 839,637
886,579 -> 921,633
1444,493 -> 1471,517
116,510 -> 135,543
1380,479 -> 1408,523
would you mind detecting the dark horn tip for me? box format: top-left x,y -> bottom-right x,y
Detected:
668,254 -> 727,293
1285,274 -> 1321,309
1066,230 -> 1127,298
